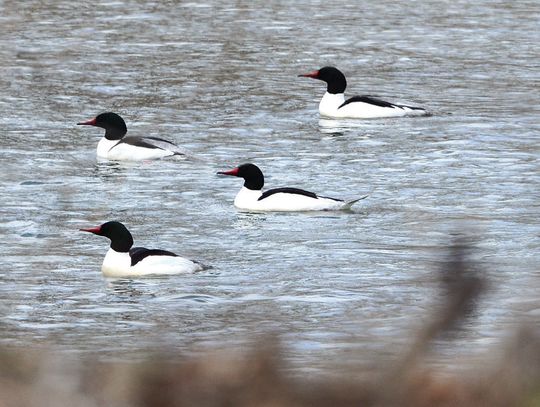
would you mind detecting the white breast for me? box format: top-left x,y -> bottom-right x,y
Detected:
101,249 -> 132,277
233,187 -> 263,210
319,92 -> 346,118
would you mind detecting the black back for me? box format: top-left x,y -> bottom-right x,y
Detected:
259,187 -> 318,201
339,95 -> 397,109
129,247 -> 178,267
338,95 -> 426,111
317,194 -> 343,202
118,136 -> 175,150
258,187 -> 344,202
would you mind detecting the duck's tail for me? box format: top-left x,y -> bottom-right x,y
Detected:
342,194 -> 369,210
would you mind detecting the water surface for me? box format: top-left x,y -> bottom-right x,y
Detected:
0,0 -> 539,373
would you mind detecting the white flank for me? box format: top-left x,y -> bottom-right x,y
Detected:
101,248 -> 202,278
96,137 -> 175,161
319,92 -> 427,119
233,187 -> 357,212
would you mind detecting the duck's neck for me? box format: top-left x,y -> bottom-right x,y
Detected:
104,126 -> 127,141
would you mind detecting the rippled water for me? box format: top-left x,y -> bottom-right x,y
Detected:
0,1 -> 539,373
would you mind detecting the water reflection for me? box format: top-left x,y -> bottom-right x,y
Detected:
318,118 -> 371,132
231,211 -> 268,230
92,160 -> 129,179
105,279 -> 150,302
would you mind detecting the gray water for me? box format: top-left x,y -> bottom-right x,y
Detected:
0,1 -> 539,373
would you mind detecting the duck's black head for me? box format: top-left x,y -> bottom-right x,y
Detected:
77,112 -> 128,140
80,220 -> 134,252
218,163 -> 264,190
299,66 -> 347,94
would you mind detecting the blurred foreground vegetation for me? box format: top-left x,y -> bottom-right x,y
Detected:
1,241 -> 539,407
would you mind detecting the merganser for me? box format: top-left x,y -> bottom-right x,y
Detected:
80,221 -> 204,277
218,163 -> 366,211
77,112 -> 189,161
299,66 -> 428,119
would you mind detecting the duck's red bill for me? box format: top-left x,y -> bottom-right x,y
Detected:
80,226 -> 101,234
217,168 -> 239,176
298,70 -> 319,78
77,118 -> 97,126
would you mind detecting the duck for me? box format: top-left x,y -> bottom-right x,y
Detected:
80,221 -> 204,277
218,163 -> 366,211
299,66 -> 428,119
77,112 -> 189,161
